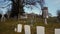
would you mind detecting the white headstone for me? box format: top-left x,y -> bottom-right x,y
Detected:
24,25 -> 31,34
17,24 -> 22,32
55,29 -> 60,34
36,26 -> 45,34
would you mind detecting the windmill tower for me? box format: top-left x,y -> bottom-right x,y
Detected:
37,0 -> 48,17
40,0 -> 48,24
40,0 -> 48,18
42,7 -> 48,18
42,7 -> 48,24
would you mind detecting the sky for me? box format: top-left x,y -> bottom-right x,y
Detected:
0,0 -> 12,14
0,0 -> 60,16
45,0 -> 60,16
24,0 -> 60,17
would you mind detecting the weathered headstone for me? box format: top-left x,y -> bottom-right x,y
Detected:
36,26 -> 45,34
24,25 -> 31,34
17,24 -> 22,32
55,29 -> 60,34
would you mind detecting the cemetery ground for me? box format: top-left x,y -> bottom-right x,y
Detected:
0,17 -> 60,34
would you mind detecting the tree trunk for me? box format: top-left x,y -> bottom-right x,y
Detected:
19,0 -> 25,15
11,0 -> 25,18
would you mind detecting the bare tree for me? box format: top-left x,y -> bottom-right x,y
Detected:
11,0 -> 48,24
11,0 -> 25,19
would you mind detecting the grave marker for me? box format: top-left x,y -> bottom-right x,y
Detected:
55,29 -> 60,34
17,24 -> 22,32
24,25 -> 31,34
36,26 -> 45,34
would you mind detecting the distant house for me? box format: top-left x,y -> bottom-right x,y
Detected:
18,12 -> 42,19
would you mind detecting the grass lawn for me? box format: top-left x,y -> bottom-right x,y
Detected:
0,18 -> 60,34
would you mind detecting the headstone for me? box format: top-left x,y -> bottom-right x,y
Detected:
36,26 -> 45,34
24,25 -> 31,34
17,24 -> 22,32
14,28 -> 17,32
55,29 -> 60,34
